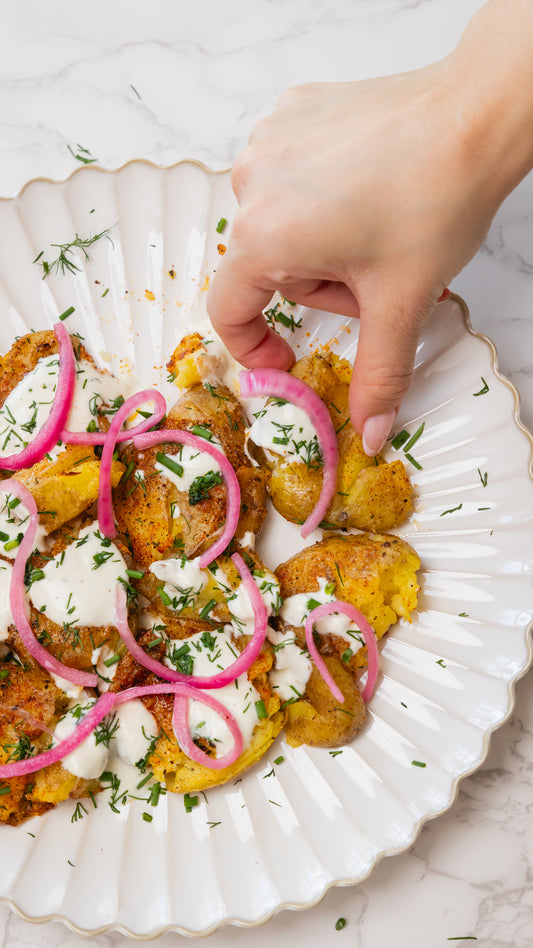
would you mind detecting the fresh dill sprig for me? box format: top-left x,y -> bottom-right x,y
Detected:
34,227 -> 114,279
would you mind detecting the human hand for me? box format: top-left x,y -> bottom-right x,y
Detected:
208,9 -> 533,454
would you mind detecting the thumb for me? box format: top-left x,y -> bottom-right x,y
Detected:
207,251 -> 295,370
348,284 -> 435,455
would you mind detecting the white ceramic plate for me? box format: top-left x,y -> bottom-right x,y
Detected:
0,161 -> 531,939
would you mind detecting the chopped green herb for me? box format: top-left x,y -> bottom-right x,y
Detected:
274,755 -> 284,765
184,792 -> 199,812
473,377 -> 489,396
391,429 -> 410,450
189,470 -> 223,505
440,503 -> 463,516
478,468 -> 488,487
59,305 -> 75,321
411,760 -> 426,768
335,918 -> 347,931
67,143 -> 97,165
341,648 -> 353,664
404,452 -> 422,469
255,699 -> 268,719
125,569 -> 144,580
216,217 -> 227,234
156,452 -> 184,478
142,812 -> 153,822
36,227 -> 114,279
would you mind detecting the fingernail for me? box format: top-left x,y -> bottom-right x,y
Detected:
362,411 -> 396,457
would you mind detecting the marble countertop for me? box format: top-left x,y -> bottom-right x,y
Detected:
0,1 -> 532,946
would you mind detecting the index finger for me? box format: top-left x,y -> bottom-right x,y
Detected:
207,251 -> 295,370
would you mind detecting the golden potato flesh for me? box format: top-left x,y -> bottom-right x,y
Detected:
284,658 -> 366,749
255,352 -> 414,532
275,533 -> 420,643
15,446 -> 124,533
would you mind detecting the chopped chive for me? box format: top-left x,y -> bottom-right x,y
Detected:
404,452 -> 422,469
440,503 -> 463,516
0,532 -> 9,542
329,750 -> 343,758
273,756 -> 284,765
403,421 -> 425,452
391,429 -> 409,450
183,792 -> 199,812
158,588 -> 172,607
156,452 -> 184,478
3,538 -> 21,552
199,599 -> 217,620
190,424 -> 214,441
255,699 -> 268,719
341,648 -> 353,663
121,460 -> 135,483
125,569 -> 144,580
0,784 -> 11,795
142,812 -> 153,822
216,217 -> 227,234
477,469 -> 488,487
103,653 -> 121,667
335,918 -> 347,931
473,377 -> 489,396
59,306 -> 75,321
130,84 -> 141,99
411,760 -> 426,767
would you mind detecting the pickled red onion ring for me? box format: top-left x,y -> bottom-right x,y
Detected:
172,694 -> 243,771
0,322 -> 75,470
114,551 -> 267,689
0,693 -> 116,778
114,683 -> 244,770
305,601 -> 379,704
239,368 -> 339,538
61,389 -> 166,445
97,390 -> 166,537
133,429 -> 241,567
0,680 -> 244,777
3,479 -> 97,689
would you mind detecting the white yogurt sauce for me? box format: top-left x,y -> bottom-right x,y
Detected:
150,556 -> 206,613
0,562 -> 13,641
155,443 -> 222,494
280,578 -> 365,649
66,359 -> 127,437
112,701 -> 159,768
29,524 -> 127,628
162,623 -> 262,754
0,354 -> 60,459
53,698 -> 110,780
267,626 -> 312,702
248,400 -> 320,466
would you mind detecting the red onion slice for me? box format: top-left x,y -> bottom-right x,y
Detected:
0,680 -> 244,778
305,601 -> 379,704
239,368 -> 339,538
133,429 -> 241,567
61,389 -> 166,445
114,683 -> 244,770
0,692 -> 115,778
0,322 -> 76,470
97,390 -> 167,538
172,694 -> 243,771
3,479 -> 97,689
114,551 -> 267,689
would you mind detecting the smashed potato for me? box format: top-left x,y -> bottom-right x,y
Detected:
252,352 -> 414,532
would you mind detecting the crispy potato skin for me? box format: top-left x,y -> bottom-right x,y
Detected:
284,658 -> 366,748
259,352 -> 414,532
114,382 -> 267,566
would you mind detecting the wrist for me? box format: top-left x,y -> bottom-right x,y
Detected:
445,0 -> 533,208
